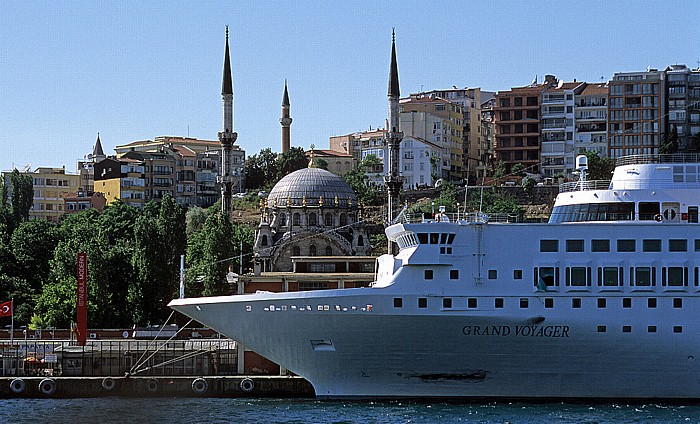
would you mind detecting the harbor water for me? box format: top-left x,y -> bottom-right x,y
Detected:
3,398 -> 700,423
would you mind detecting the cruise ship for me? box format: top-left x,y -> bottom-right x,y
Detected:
170,153 -> 700,399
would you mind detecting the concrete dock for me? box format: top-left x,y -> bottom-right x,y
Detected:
0,376 -> 315,398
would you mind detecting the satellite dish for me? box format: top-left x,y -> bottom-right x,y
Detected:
22,164 -> 31,172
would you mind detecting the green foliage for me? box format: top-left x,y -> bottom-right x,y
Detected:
244,148 -> 278,191
186,211 -> 234,297
186,206 -> 209,236
10,219 -> 60,291
277,146 -> 308,178
9,169 -> 33,228
511,163 -> 525,176
29,314 -> 44,330
522,176 -> 536,193
583,151 -> 615,181
493,160 -> 506,179
313,157 -> 329,170
659,125 -> 679,154
343,168 -> 384,206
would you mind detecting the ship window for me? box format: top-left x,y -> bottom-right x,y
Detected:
633,267 -> 654,286
623,325 -> 631,333
450,270 -> 459,280
639,202 -> 660,220
495,298 -> 504,308
689,207 -> 699,223
642,239 -> 661,252
443,298 -> 452,308
540,240 -> 558,252
597,326 -> 606,333
695,239 -> 700,252
648,298 -> 657,308
440,233 -> 448,244
393,298 -> 403,308
623,298 -> 632,308
617,239 -> 636,252
669,239 -> 687,252
598,298 -> 606,308
544,298 -> 553,308
418,298 -> 427,308
447,234 -> 455,244
572,298 -> 581,308
519,298 -> 529,308
674,298 -> 683,308
664,267 -> 686,286
674,326 -> 683,333
535,267 -> 556,288
591,239 -> 610,252
598,267 -> 621,286
488,270 -> 497,279
566,267 -> 589,286
514,270 -> 522,279
566,240 -> 584,252
468,298 -> 477,308
424,270 -> 433,280
430,233 -> 439,244
648,326 -> 657,333
417,233 -> 429,244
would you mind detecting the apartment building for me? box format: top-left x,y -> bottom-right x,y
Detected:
607,69 -> 666,158
665,65 -> 700,150
329,129 -> 386,167
493,80 -> 549,175
8,167 -> 81,222
305,149 -> 354,177
64,191 -> 107,215
400,95 -> 463,182
94,157 -> 146,208
479,96 -> 496,180
574,83 -> 609,157
540,81 -> 586,176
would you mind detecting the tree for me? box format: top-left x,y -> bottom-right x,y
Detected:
659,125 -> 679,154
583,151 -> 615,181
493,160 -> 506,179
244,148 -> 278,191
511,163 -> 525,176
343,167 -> 384,206
9,169 -> 33,228
313,157 -> 329,170
10,219 -> 61,292
186,211 -> 234,297
277,146 -> 308,179
186,206 -> 209,236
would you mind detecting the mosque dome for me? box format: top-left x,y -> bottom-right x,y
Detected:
267,167 -> 357,208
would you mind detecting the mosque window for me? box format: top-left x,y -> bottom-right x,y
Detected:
292,246 -> 300,256
325,246 -> 332,256
261,235 -> 268,247
325,213 -> 333,227
279,213 -> 287,226
310,244 -> 317,256
358,235 -> 364,246
293,213 -> 301,226
340,213 -> 347,226
309,213 -> 317,226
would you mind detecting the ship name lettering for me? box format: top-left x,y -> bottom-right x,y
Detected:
461,325 -> 569,338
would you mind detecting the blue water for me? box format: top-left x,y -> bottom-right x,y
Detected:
2,398 -> 700,423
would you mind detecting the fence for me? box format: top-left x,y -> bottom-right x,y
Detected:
0,339 -> 237,377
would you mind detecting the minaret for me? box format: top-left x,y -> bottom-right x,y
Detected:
280,80 -> 292,154
218,26 -> 238,216
384,29 -> 403,251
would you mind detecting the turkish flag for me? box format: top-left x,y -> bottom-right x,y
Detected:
0,300 -> 12,317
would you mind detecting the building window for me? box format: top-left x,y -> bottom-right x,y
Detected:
418,298 -> 427,308
424,270 -> 433,280
540,240 -> 559,252
443,298 -> 452,308
393,298 -> 402,308
450,270 -> 459,280
572,298 -> 581,308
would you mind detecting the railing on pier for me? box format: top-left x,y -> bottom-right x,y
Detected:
0,339 -> 237,377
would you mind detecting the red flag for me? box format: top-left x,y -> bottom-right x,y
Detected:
0,300 -> 12,317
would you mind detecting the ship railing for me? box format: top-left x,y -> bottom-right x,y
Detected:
615,153 -> 700,167
405,212 -> 523,224
559,180 -> 611,193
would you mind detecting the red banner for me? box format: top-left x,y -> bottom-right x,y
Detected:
0,300 -> 11,317
77,252 -> 88,346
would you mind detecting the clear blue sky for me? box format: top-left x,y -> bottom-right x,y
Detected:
1,1 -> 699,173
